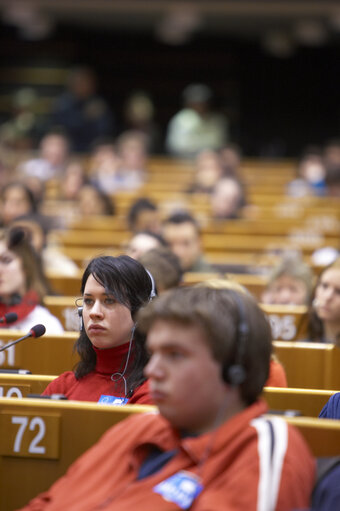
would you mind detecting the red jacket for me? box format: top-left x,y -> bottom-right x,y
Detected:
267,359 -> 287,387
19,400 -> 315,511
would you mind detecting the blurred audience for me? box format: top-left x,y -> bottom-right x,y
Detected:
0,181 -> 39,227
0,227 -> 64,333
88,137 -> 121,194
307,258 -> 340,344
261,255 -> 314,306
165,83 -> 229,158
286,146 -> 326,197
210,176 -> 245,219
0,87 -> 43,151
162,211 -> 213,272
138,246 -> 183,292
125,231 -> 167,260
77,183 -> 115,217
18,130 -> 70,182
122,90 -> 162,153
50,66 -> 115,152
323,138 -> 340,168
113,130 -> 148,191
60,159 -> 87,201
186,149 -> 225,194
219,142 -> 242,177
9,213 -> 79,276
127,198 -> 161,234
325,164 -> 340,197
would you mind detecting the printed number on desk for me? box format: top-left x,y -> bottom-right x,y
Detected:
0,412 -> 60,459
0,343 -> 15,366
0,384 -> 31,398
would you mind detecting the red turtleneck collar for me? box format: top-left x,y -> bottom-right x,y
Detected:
93,342 -> 133,375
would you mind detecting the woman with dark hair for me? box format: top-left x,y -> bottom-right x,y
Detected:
0,181 -> 38,227
307,257 -> 340,344
42,255 -> 154,404
0,227 -> 63,333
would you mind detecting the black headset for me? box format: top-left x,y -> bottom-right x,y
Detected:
222,290 -> 249,387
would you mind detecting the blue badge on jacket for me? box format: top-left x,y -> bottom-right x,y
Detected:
98,395 -> 128,405
153,470 -> 203,509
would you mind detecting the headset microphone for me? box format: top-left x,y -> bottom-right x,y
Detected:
0,312 -> 18,325
0,324 -> 46,352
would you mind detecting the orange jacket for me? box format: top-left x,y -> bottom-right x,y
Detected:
266,359 -> 288,387
19,400 -> 315,511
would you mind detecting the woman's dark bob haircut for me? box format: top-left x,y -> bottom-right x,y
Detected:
74,255 -> 153,393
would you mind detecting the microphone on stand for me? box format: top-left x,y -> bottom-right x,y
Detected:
0,312 -> 18,325
0,324 -> 46,352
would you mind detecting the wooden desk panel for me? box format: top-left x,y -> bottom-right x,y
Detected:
0,397 -> 155,510
274,341 -> 340,390
0,331 -> 78,375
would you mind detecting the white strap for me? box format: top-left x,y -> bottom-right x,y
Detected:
251,416 -> 288,511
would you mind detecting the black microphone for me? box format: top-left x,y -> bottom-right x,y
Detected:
0,324 -> 46,352
0,312 -> 18,325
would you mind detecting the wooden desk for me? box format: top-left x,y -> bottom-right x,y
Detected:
0,397 -> 155,510
273,341 -> 340,390
263,387 -> 335,417
261,304 -> 308,341
0,374 -> 55,398
0,330 -> 78,375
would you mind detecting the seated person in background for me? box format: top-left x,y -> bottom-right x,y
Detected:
77,183 -> 115,217
307,257 -> 340,344
0,227 -> 63,334
112,130 -> 148,191
323,137 -> 340,168
197,277 -> 287,388
286,146 -> 326,197
88,137 -> 121,194
186,149 -> 225,194
42,255 -> 154,403
261,255 -> 314,305
324,163 -> 340,197
138,246 -> 183,293
21,286 -> 315,510
50,66 -> 115,153
165,83 -> 229,158
219,142 -> 242,177
127,197 -> 161,234
162,211 -> 214,273
60,159 -> 87,201
18,130 -> 70,182
210,176 -> 246,219
0,181 -> 39,227
122,89 -> 162,154
125,231 -> 168,260
9,213 -> 79,276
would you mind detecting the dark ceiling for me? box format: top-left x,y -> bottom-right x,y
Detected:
1,1 -> 340,53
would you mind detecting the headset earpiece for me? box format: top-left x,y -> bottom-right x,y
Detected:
145,269 -> 157,301
223,291 -> 249,387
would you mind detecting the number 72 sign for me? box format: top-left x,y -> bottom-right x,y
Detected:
0,412 -> 60,459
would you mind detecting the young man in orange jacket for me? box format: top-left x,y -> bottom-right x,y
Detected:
19,286 -> 315,511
